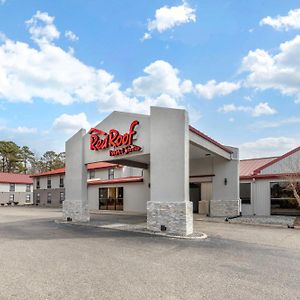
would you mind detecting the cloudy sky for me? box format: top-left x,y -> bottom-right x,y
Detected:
0,0 -> 300,158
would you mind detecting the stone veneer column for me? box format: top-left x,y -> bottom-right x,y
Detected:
63,129 -> 90,222
147,107 -> 193,235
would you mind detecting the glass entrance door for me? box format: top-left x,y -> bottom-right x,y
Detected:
99,187 -> 123,211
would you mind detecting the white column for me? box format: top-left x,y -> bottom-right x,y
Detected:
147,107 -> 193,235
63,129 -> 90,222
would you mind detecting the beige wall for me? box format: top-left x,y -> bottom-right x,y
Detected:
88,169 -> 150,213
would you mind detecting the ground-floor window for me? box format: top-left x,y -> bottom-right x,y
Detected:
60,192 -> 65,204
9,194 -> 14,202
47,193 -> 52,204
25,194 -> 31,203
99,187 -> 123,211
240,183 -> 251,204
271,181 -> 300,216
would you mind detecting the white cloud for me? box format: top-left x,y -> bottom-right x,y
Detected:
0,12 -> 195,114
11,126 -> 37,134
141,32 -> 151,41
65,30 -> 79,41
195,80 -> 240,99
0,125 -> 37,134
239,137 -> 299,159
130,60 -> 190,99
251,117 -> 300,129
218,102 -> 276,117
53,112 -> 91,134
144,1 -> 196,39
242,35 -> 300,102
26,11 -> 60,44
260,8 -> 300,31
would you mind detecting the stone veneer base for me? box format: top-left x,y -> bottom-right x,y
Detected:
147,201 -> 193,236
63,201 -> 90,222
210,199 -> 240,217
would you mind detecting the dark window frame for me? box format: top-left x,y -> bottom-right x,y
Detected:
240,182 -> 251,204
9,183 -> 15,192
60,192 -> 65,204
47,177 -> 51,189
47,192 -> 52,204
59,175 -> 64,188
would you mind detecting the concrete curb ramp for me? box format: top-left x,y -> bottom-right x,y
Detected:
55,220 -> 208,240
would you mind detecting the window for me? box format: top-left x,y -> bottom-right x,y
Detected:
36,193 -> 40,204
89,170 -> 95,179
108,168 -> 114,180
47,193 -> 51,204
60,192 -> 65,204
270,181 -> 300,213
240,183 -> 251,204
10,183 -> 15,192
47,177 -> 51,189
26,184 -> 31,192
26,194 -> 31,203
36,178 -> 40,189
9,194 -> 14,202
59,175 -> 64,188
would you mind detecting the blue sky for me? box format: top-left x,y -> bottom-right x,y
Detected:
0,0 -> 300,158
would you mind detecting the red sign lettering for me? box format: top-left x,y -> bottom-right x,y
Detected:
88,120 -> 142,156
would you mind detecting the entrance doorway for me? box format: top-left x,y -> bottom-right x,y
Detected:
190,183 -> 201,213
99,187 -> 124,211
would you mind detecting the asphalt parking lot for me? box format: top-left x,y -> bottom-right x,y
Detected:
1,207 -> 300,300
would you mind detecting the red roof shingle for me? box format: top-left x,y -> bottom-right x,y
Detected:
87,176 -> 143,185
0,172 -> 33,184
240,157 -> 278,178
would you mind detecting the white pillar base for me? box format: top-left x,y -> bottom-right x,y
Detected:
210,199 -> 240,217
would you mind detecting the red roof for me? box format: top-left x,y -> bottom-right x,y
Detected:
87,176 -> 143,185
240,157 -> 278,177
189,125 -> 233,154
0,172 -> 33,184
31,162 -> 118,177
253,146 -> 300,175
30,168 -> 65,177
86,162 -> 117,170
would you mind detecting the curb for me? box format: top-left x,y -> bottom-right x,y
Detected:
55,220 -> 208,240
195,218 -> 298,230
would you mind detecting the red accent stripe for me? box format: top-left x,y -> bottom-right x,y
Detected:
87,176 -> 143,185
253,146 -> 300,175
240,172 -> 300,180
189,126 -> 233,154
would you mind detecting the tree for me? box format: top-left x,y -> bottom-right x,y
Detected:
40,151 -> 65,172
20,146 -> 35,174
0,141 -> 22,173
283,156 -> 300,207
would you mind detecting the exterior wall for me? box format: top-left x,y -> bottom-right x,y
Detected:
0,183 -> 33,205
89,166 -> 143,180
240,179 -> 282,217
88,169 -> 150,213
261,150 -> 300,174
33,174 -> 65,207
33,188 -> 65,207
210,150 -> 240,217
190,158 -> 213,176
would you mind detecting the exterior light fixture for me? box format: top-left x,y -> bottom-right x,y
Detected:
224,178 -> 227,185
